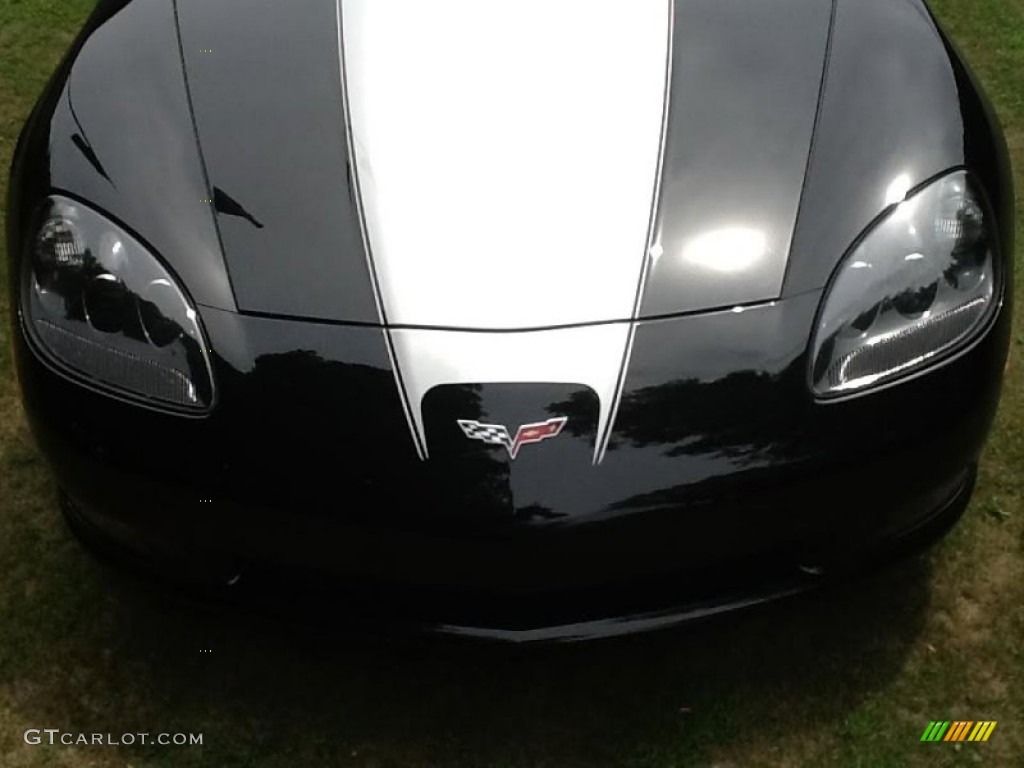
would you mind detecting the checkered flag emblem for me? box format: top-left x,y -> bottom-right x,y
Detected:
457,417 -> 568,460
457,421 -> 513,448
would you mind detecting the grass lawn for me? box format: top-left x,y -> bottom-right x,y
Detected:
1,0 -> 1023,766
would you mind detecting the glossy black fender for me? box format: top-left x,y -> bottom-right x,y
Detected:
7,0 -> 234,313
6,0 -> 382,324
782,0 -> 1015,297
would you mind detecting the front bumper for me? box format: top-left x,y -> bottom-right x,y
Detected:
60,468 -> 973,643
13,289 -> 1010,642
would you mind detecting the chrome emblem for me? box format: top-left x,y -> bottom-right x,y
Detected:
456,417 -> 568,460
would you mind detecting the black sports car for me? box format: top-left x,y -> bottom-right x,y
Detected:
6,0 -> 1014,642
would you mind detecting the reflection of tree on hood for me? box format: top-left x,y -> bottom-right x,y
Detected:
241,354 -> 514,525
550,361 -> 808,469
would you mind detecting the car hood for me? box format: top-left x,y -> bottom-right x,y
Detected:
175,0 -> 834,328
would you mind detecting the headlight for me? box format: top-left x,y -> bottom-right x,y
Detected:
811,171 -> 999,397
22,197 -> 214,411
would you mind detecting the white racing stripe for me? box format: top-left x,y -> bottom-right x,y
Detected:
339,0 -> 673,461
341,0 -> 671,330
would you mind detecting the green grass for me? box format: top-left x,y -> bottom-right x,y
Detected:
1,0 -> 1023,766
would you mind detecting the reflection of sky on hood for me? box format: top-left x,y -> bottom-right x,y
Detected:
680,227 -> 769,275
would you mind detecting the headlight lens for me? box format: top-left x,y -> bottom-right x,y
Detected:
23,197 -> 214,410
811,171 -> 998,397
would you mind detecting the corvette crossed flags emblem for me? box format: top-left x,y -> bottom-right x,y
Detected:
457,417 -> 568,460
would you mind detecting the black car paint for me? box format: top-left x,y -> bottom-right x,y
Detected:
8,0 -> 236,313
6,0 -> 1015,641
784,0 -> 1015,297
15,295 -> 1005,638
175,0 -> 382,323
642,0 -> 832,315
